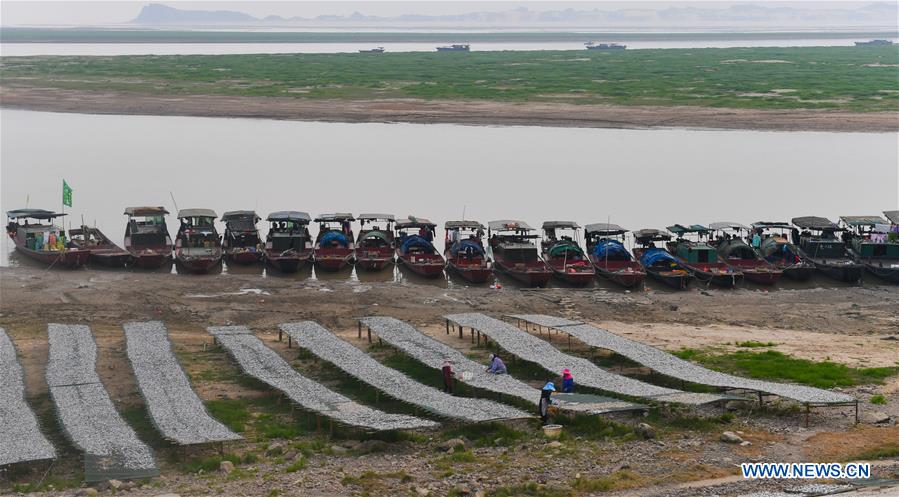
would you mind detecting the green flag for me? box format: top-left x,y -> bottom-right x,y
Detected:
62,180 -> 72,207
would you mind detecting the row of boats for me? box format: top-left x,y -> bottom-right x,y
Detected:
5,208 -> 898,287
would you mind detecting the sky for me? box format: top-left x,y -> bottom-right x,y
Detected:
1,1 -> 895,27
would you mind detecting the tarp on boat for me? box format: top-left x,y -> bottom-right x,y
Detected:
547,243 -> 584,258
360,230 -> 391,244
400,235 -> 435,255
592,240 -> 632,260
450,240 -> 485,257
640,247 -> 678,268
320,231 -> 349,247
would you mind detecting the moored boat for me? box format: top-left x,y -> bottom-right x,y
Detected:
585,42 -> 626,50
123,206 -> 173,269
666,224 -> 742,288
395,216 -> 445,278
584,223 -> 645,288
487,220 -> 552,287
708,222 -> 782,285
313,213 -> 356,271
356,214 -> 396,271
839,215 -> 899,283
264,211 -> 313,273
632,229 -> 692,290
444,220 -> 491,283
791,216 -> 863,283
750,221 -> 815,281
540,221 -> 595,286
174,208 -> 222,273
359,47 -> 385,53
69,225 -> 131,267
436,44 -> 470,52
221,211 -> 262,265
5,209 -> 90,268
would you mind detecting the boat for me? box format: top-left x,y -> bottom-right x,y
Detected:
855,39 -> 894,46
540,221 -> 595,286
313,213 -> 355,271
123,206 -> 173,269
436,44 -> 470,52
750,221 -> 815,281
585,42 -> 626,50
584,223 -> 645,288
174,208 -> 222,273
708,222 -> 782,285
356,214 -> 396,271
839,215 -> 899,283
5,209 -> 90,268
444,220 -> 492,283
263,211 -> 313,273
69,225 -> 131,267
221,211 -> 262,265
359,47 -> 385,53
666,224 -> 743,288
631,229 -> 692,289
790,216 -> 863,283
395,216 -> 445,278
487,220 -> 552,287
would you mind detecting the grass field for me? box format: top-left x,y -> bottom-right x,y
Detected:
1,46 -> 897,111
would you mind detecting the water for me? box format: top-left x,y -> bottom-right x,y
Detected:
2,109 -> 896,273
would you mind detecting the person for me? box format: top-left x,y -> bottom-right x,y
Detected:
441,359 -> 456,394
538,381 -> 556,424
751,230 -> 762,248
485,353 -> 507,374
560,368 -> 574,393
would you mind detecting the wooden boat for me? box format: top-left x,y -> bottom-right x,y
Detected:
263,211 -> 313,273
174,208 -> 222,273
69,225 -> 131,267
750,222 -> 815,281
708,222 -> 782,286
437,44 -> 470,52
487,220 -> 552,287
666,224 -> 742,288
221,211 -> 262,265
791,216 -> 863,283
632,229 -> 692,290
540,221 -> 595,286
839,215 -> 899,283
356,214 -> 396,271
359,47 -> 385,53
5,209 -> 90,268
313,213 -> 355,271
584,223 -> 645,288
123,206 -> 173,269
395,216 -> 445,278
444,220 -> 492,283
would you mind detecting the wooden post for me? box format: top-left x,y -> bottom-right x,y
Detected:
459,325 -> 463,340
446,319 -> 450,334
804,404 -> 810,428
316,415 -> 321,433
367,327 -> 372,343
477,330 -> 480,347
854,401 -> 859,425
470,328 -> 474,344
567,333 -> 571,351
358,322 -> 362,339
288,335 -> 292,348
278,329 -> 283,342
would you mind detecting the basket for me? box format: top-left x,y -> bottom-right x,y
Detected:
542,424 -> 563,438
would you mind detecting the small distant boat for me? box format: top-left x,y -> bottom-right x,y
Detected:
174,208 -> 222,273
791,216 -> 863,283
5,209 -> 90,268
840,214 -> 899,283
855,39 -> 893,46
709,222 -> 782,286
356,214 -> 396,271
436,44 -> 470,52
541,221 -> 595,286
487,220 -> 552,287
632,229 -> 692,290
69,225 -> 131,268
313,213 -> 356,271
221,210 -> 262,265
123,206 -> 173,269
359,47 -> 385,53
444,220 -> 492,283
667,224 -> 742,288
395,216 -> 445,278
585,42 -> 626,50
584,223 -> 645,288
264,211 -> 313,273
750,221 -> 815,281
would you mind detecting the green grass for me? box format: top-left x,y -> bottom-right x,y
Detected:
182,452 -> 257,474
441,421 -> 527,447
870,394 -> 887,405
488,483 -> 571,497
675,349 -> 898,389
736,341 -> 776,348
2,46 -> 897,111
848,443 -> 899,461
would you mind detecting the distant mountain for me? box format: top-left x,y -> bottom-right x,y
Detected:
133,4 -> 256,24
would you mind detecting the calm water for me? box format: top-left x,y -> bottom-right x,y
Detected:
2,109 -> 896,272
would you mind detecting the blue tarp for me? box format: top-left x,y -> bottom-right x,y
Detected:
640,247 -> 678,267
401,235 -> 435,255
450,240 -> 485,257
320,231 -> 349,247
591,240 -> 632,260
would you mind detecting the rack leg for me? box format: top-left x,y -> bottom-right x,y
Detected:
446,320 -> 450,335
278,330 -> 283,342
358,322 -> 362,339
288,335 -> 292,348
367,327 -> 372,344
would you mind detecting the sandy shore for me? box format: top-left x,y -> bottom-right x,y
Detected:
3,85 -> 898,132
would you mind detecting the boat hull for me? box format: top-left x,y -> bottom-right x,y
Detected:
356,249 -> 394,271
314,247 -> 354,271
862,262 -> 899,283
494,262 -> 552,287
446,261 -> 492,283
175,251 -> 222,274
589,257 -> 645,288
90,251 -> 131,268
781,263 -> 815,281
684,264 -> 742,288
128,249 -> 171,269
741,270 -> 782,285
264,250 -> 311,273
15,246 -> 90,268
225,249 -> 261,265
647,269 -> 691,289
813,261 -> 863,283
397,255 -> 445,278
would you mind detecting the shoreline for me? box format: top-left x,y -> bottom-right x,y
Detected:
3,86 -> 897,132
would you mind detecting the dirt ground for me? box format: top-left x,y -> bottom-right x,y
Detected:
1,265 -> 897,496
2,86 -> 898,133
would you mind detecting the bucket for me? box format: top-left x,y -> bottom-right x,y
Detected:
542,424 -> 563,438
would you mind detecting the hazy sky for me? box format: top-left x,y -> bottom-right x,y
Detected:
1,1 -> 895,27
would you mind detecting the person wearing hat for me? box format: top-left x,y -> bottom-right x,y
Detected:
441,359 -> 456,394
560,368 -> 574,393
538,381 -> 556,424
485,353 -> 507,375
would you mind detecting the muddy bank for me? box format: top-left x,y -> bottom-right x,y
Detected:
2,86 -> 897,132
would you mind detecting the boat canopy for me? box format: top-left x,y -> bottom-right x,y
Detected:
751,221 -> 791,229
542,221 -> 580,230
884,211 -> 899,225
450,239 -> 485,257
792,216 -> 840,231
222,210 -> 260,222
584,223 -> 627,235
6,209 -> 66,220
320,231 -> 349,247
445,220 -> 485,230
400,235 -> 435,254
633,228 -> 671,242
488,220 -> 534,231
708,221 -> 750,231
315,213 -> 355,222
591,239 -> 632,260
358,213 -> 395,222
396,216 -> 436,228
839,215 -> 887,227
640,247 -> 678,267
267,211 -> 311,223
124,206 -> 169,216
178,208 -> 217,219
667,224 -> 710,235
